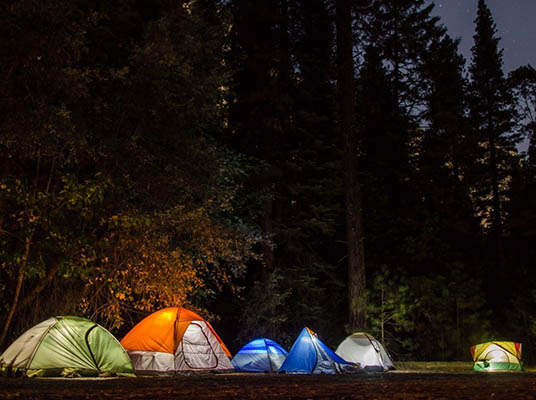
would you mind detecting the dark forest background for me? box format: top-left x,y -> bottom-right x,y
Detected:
1,0 -> 536,363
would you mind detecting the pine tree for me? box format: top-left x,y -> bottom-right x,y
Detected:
228,0 -> 285,283
354,0 -> 445,113
229,0 -> 348,343
468,0 -> 518,281
506,67 -> 536,348
413,34 -> 493,359
353,0 -> 448,278
275,0 -> 346,340
417,34 -> 482,276
509,65 -> 536,167
357,45 -> 413,275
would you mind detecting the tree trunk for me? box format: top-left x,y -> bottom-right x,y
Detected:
17,259 -> 61,311
0,233 -> 33,349
488,132 -> 506,271
336,0 -> 367,331
381,288 -> 385,345
260,198 -> 274,282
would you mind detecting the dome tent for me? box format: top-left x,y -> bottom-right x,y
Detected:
121,307 -> 233,373
278,327 -> 356,374
471,341 -> 522,371
0,316 -> 134,377
336,332 -> 395,372
232,338 -> 287,372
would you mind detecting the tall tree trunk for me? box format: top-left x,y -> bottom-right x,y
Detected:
381,288 -> 385,345
488,132 -> 506,271
336,0 -> 367,331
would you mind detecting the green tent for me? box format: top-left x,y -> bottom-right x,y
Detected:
0,316 -> 135,377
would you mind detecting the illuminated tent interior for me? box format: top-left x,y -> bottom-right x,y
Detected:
336,332 -> 395,372
120,307 -> 233,373
232,338 -> 287,372
0,316 -> 134,377
470,341 -> 522,371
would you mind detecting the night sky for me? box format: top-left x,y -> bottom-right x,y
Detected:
432,0 -> 536,73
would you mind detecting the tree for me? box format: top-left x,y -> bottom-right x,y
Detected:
468,0 -> 518,286
77,0 -> 261,329
0,0 -> 261,346
0,0 -> 98,347
273,0 -> 346,342
356,45 -> 414,277
336,0 -> 366,331
228,0 -> 286,284
226,0 -> 292,343
353,0 -> 448,279
228,0 -> 348,344
415,34 -> 483,279
354,0 -> 445,114
411,268 -> 491,361
506,66 -> 536,359
367,265 -> 415,353
509,65 -> 536,166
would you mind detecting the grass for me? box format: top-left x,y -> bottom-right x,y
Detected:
395,361 -> 473,373
395,361 -> 536,373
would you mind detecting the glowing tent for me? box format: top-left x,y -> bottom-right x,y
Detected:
120,307 -> 233,373
0,316 -> 134,377
232,338 -> 287,372
278,327 -> 355,374
470,341 -> 522,371
336,332 -> 395,372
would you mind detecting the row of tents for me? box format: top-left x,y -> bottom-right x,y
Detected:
0,307 -> 523,377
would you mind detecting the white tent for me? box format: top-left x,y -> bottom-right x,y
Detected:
336,332 -> 395,372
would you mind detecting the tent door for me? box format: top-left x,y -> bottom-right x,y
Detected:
178,322 -> 218,370
485,348 -> 510,363
266,344 -> 286,372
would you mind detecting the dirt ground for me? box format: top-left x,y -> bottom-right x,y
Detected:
1,371 -> 535,400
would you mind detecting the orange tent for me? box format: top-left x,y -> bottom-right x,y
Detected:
121,307 -> 233,373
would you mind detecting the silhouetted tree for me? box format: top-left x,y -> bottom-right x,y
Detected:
467,0 -> 518,288
337,0 -> 366,330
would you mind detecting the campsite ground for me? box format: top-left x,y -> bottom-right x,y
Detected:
1,363 -> 535,399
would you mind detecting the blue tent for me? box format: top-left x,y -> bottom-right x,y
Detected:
231,338 -> 287,372
278,327 -> 355,374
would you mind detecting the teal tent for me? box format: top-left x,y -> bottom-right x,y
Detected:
0,316 -> 135,377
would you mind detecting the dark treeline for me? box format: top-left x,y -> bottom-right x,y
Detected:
1,0 -> 535,363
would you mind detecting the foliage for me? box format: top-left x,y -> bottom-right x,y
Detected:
410,268 -> 491,361
81,203 -> 259,330
227,0 -> 347,345
354,0 -> 446,113
466,0 -> 521,314
235,272 -> 291,348
0,0 -> 533,362
509,65 -> 536,165
0,0 -> 260,346
366,266 -> 416,358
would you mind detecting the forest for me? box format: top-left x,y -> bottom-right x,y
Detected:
1,0 -> 535,365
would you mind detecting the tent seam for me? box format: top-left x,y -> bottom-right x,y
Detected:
26,318 -> 58,372
85,324 -> 100,373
